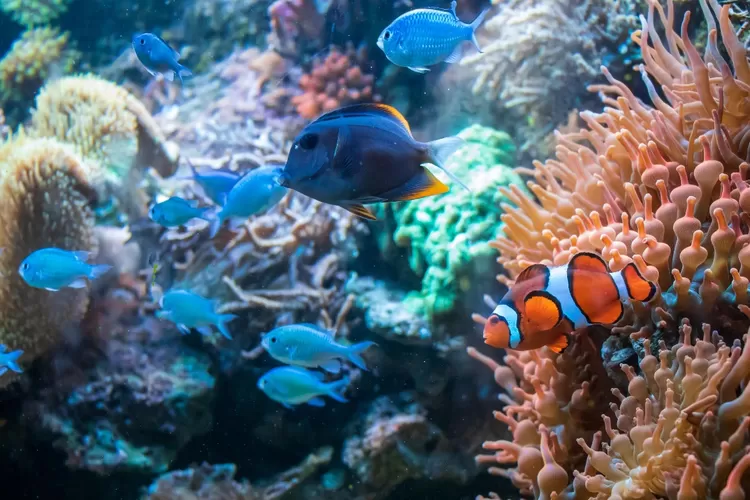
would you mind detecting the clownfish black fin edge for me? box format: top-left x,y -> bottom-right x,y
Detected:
621,262 -> 658,302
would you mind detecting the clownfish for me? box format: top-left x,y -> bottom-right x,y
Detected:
483,252 -> 657,353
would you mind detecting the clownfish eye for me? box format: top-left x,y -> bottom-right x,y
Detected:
488,315 -> 500,325
298,133 -> 318,150
384,31 -> 391,40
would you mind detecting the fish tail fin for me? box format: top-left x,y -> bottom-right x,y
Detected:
215,314 -> 237,340
5,349 -> 23,373
346,341 -> 377,371
326,377 -> 350,403
88,264 -> 112,281
620,262 -> 658,302
176,64 -> 193,84
208,209 -> 225,238
469,7 -> 489,52
425,137 -> 472,193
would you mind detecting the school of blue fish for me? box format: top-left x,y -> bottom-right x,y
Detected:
2,4 -> 487,398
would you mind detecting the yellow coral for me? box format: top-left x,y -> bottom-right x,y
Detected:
0,135 -> 95,386
0,0 -> 70,27
0,28 -> 76,102
29,75 -> 179,220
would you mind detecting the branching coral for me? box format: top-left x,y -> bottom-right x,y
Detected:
29,74 -> 179,222
0,135 -> 95,387
470,321 -> 750,499
0,28 -> 76,105
0,0 -> 70,27
456,0 -> 640,156
292,43 -> 379,120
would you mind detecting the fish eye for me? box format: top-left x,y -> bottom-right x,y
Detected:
140,38 -> 145,45
488,315 -> 500,325
271,337 -> 277,343
298,133 -> 318,150
21,263 -> 29,271
384,31 -> 391,40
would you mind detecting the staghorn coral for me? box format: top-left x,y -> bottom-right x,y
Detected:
0,0 -> 70,27
29,74 -> 179,223
470,321 -> 750,499
0,28 -> 76,108
292,43 -> 380,120
470,0 -> 750,497
455,0 -> 641,157
0,135 -> 96,387
373,124 -> 522,323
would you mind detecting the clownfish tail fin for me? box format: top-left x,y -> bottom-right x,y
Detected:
620,263 -> 657,302
547,333 -> 569,354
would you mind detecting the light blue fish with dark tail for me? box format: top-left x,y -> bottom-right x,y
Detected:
261,323 -> 376,374
208,165 -> 288,238
19,248 -> 112,291
132,33 -> 193,84
156,289 -> 237,339
149,197 -> 211,227
186,161 -> 240,206
257,366 -> 349,408
377,0 -> 488,73
0,345 -> 23,377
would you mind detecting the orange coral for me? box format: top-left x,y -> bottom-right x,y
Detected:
292,44 -> 379,120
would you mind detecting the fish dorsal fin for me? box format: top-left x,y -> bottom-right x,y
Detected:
316,103 -> 411,136
298,323 -> 335,337
522,290 -> 562,332
155,34 -> 180,59
567,251 -> 610,274
515,264 -> 550,287
72,250 -> 91,261
427,0 -> 457,17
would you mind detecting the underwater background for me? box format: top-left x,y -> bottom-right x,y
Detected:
0,0 -> 750,498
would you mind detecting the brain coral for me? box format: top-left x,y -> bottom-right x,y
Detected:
29,75 -> 179,222
0,28 -> 76,105
0,0 -> 70,27
376,125 -> 524,322
0,135 -> 96,387
471,0 -> 750,497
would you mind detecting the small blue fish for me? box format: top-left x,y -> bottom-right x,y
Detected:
132,33 -> 193,84
186,162 -> 240,206
156,289 -> 237,339
209,165 -> 288,238
257,366 -> 349,408
261,323 -> 376,374
377,0 -> 488,73
0,345 -> 23,377
148,197 -> 211,227
19,248 -> 112,291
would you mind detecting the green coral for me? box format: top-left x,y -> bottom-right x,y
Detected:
1,0 -> 70,27
376,124 -> 526,321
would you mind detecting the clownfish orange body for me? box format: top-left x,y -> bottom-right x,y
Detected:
483,252 -> 657,353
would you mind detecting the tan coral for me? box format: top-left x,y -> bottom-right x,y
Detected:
29,75 -> 179,220
0,135 -> 96,387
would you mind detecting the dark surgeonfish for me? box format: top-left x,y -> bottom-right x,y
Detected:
278,103 -> 470,220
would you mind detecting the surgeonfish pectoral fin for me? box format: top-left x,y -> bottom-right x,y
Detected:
469,7 -> 490,53
408,66 -> 430,73
333,126 -> 357,174
425,136 -> 471,193
341,203 -> 377,220
379,168 -> 449,202
546,333 -> 569,354
621,262 -> 658,302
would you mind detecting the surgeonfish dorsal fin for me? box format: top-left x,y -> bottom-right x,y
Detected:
568,251 -> 623,325
515,264 -> 550,287
315,103 -> 412,136
522,290 -> 562,332
620,263 -> 657,302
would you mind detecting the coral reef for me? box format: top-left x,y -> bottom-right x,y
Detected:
454,0 -> 641,157
0,135 -> 96,387
471,0 -> 750,497
0,0 -> 70,27
268,0 -> 327,55
31,275 -> 215,474
0,28 -> 76,109
292,43 -> 379,120
29,74 -> 179,222
373,124 -> 522,323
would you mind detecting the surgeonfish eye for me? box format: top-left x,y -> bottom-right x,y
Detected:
384,31 -> 392,40
298,133 -> 318,150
